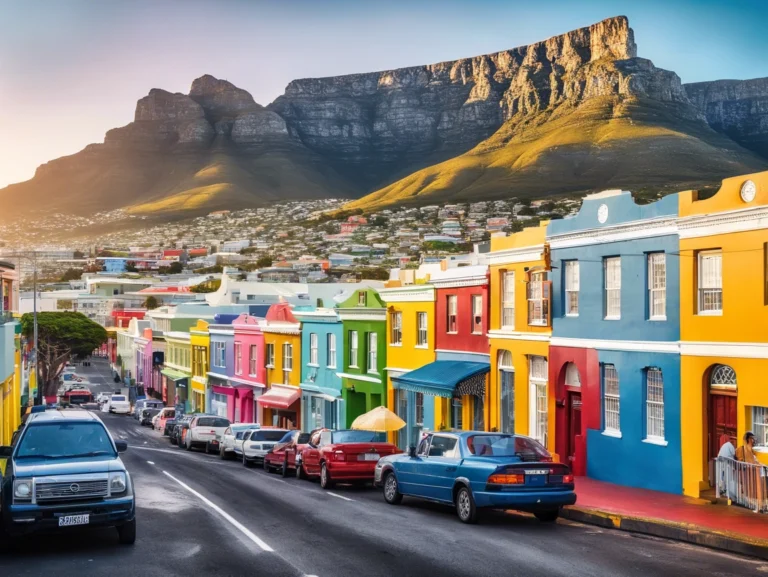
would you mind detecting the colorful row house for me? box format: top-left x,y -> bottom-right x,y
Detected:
189,320 -> 210,413
259,303 -> 302,429
228,313 -> 264,423
207,317 -> 237,420
161,330 -> 192,411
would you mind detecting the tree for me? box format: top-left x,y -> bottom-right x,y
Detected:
125,261 -> 139,273
143,296 -> 160,310
189,279 -> 221,293
357,267 -> 390,280
256,255 -> 273,268
73,250 -> 85,259
168,261 -> 183,274
59,268 -> 83,282
21,312 -> 107,399
56,299 -> 74,310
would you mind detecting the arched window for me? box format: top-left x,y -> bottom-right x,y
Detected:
564,362 -> 581,387
498,351 -> 514,434
710,364 -> 737,391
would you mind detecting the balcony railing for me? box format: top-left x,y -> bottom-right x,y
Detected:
716,456 -> 768,513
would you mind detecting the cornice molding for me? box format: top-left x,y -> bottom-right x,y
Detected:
429,276 -> 488,289
678,205 -> 768,239
547,217 -> 678,249
486,244 -> 544,266
487,329 -> 550,342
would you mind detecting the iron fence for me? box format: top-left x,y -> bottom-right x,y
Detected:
716,456 -> 768,513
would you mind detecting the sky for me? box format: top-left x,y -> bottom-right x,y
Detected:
1,0 -> 767,189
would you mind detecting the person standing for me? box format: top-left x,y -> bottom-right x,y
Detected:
736,431 -> 765,511
717,434 -> 736,498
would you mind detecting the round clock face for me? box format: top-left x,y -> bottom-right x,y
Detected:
597,204 -> 609,223
740,179 -> 757,203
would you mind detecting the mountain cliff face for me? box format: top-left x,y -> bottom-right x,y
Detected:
2,15 -> 767,222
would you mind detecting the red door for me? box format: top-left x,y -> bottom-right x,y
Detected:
567,392 -> 582,466
710,394 -> 737,460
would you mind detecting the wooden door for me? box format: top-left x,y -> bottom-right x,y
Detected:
709,394 -> 737,460
567,392 -> 582,465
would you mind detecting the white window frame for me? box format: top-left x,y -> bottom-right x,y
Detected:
326,333 -> 337,368
309,333 -> 318,366
266,343 -> 275,368
604,257 -> 621,319
603,364 -> 621,436
349,330 -> 359,368
502,271 -> 515,329
698,251 -> 723,315
234,342 -> 242,375
249,344 -> 258,376
415,392 -> 424,426
358,292 -> 367,306
565,261 -> 579,316
282,343 -> 293,383
648,253 -> 666,320
213,341 -> 226,368
752,406 -> 768,449
471,294 -> 483,334
527,271 -> 548,326
528,356 -> 548,447
367,332 -> 378,374
447,295 -> 458,333
390,312 -> 402,346
645,368 -> 665,442
416,312 -> 428,347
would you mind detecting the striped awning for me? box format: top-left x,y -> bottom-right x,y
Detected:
391,360 -> 489,398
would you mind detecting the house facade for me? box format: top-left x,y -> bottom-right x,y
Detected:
547,191 -> 682,493
162,331 -> 192,412
259,303 -> 302,429
208,321 -> 237,420
230,314 -> 266,424
678,171 -> 768,496
336,289 -> 387,428
189,320 -> 210,413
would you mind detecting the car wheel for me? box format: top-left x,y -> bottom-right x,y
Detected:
281,458 -> 289,478
219,445 -> 227,460
534,510 -> 559,523
320,462 -> 334,490
170,436 -> 177,446
116,518 -> 136,545
296,461 -> 306,480
383,471 -> 403,505
243,452 -> 252,468
455,486 -> 478,524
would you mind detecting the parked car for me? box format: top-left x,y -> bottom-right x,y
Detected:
154,407 -> 176,433
375,432 -> 576,524
264,430 -> 313,477
133,399 -> 164,420
0,409 -> 135,545
218,423 -> 260,460
108,395 -> 131,415
297,429 -> 400,489
169,416 -> 192,446
139,408 -> 161,427
241,429 -> 290,468
96,393 -> 111,406
182,416 -> 231,453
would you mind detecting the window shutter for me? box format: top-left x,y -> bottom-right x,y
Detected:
544,280 -> 552,326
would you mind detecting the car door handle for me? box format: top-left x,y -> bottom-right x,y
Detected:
445,467 -> 457,472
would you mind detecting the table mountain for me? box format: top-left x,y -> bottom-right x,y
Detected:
1,16 -> 766,222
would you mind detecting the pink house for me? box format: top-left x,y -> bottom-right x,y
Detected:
230,314 -> 266,423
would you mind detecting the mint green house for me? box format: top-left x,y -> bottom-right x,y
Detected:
336,288 -> 387,428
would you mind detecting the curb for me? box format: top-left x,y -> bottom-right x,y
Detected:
561,506 -> 768,560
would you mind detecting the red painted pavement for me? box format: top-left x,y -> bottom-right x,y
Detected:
574,476 -> 768,540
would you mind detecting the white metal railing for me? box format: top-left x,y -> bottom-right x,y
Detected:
716,456 -> 768,513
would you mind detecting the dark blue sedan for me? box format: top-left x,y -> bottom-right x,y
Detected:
374,431 -> 576,523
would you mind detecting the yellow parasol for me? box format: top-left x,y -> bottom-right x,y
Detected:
350,406 -> 406,432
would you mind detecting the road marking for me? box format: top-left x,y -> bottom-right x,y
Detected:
326,491 -> 354,502
131,446 -> 187,455
146,461 -> 155,465
162,470 -> 274,552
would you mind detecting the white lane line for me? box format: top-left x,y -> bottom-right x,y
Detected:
131,446 -> 187,455
146,461 -> 155,465
162,470 -> 274,552
326,491 -> 354,502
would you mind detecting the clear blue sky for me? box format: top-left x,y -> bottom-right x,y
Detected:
1,0 -> 766,188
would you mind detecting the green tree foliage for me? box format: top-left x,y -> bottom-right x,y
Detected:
423,241 -> 462,252
193,265 -> 223,274
357,267 -> 390,280
125,261 -> 139,273
256,255 -> 273,268
517,206 -> 535,216
56,299 -> 74,310
21,312 -> 108,397
190,279 -> 221,293
59,268 -> 83,282
168,261 -> 184,274
143,296 -> 160,310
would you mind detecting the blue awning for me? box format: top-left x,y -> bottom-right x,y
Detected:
391,360 -> 489,398
300,383 -> 341,401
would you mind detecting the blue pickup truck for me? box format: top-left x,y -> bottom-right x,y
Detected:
0,409 -> 136,545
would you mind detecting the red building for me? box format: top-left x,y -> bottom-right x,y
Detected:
111,309 -> 146,329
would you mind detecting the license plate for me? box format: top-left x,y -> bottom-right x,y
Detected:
525,469 -> 549,475
58,514 -> 89,527
362,453 -> 380,461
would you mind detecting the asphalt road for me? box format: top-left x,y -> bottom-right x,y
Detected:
3,360 -> 765,576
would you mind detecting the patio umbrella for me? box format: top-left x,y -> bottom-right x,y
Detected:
351,406 -> 406,432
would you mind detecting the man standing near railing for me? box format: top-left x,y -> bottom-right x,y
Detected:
736,431 -> 760,465
736,431 -> 765,512
718,434 -> 736,500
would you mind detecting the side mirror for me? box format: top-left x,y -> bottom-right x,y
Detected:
115,440 -> 128,453
0,446 -> 12,457
408,445 -> 417,458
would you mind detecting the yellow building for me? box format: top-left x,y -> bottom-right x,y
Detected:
379,283 -> 436,448
679,171 -> 768,496
487,223 -> 555,454
190,320 -> 210,413
162,331 -> 192,411
260,303 -> 302,429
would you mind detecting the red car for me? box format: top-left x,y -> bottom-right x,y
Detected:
297,429 -> 401,489
264,430 -> 313,477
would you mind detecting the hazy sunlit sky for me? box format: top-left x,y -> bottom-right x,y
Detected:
1,0 -> 767,189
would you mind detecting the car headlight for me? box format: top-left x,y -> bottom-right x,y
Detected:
14,479 -> 32,500
109,472 -> 127,494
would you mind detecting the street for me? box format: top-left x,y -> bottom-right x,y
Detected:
0,361 -> 763,576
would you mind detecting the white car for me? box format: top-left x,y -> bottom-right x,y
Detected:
183,415 -> 231,452
242,429 -> 290,468
219,423 -> 260,459
108,394 -> 131,414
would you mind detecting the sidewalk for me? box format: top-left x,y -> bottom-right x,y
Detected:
561,476 -> 768,559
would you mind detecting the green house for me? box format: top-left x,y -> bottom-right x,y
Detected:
336,288 -> 387,427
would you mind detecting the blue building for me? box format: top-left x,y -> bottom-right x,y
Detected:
546,190 -> 682,494
207,315 -> 236,418
293,307 -> 345,431
100,258 -> 128,273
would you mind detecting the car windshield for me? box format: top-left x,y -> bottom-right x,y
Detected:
252,430 -> 288,442
197,417 -> 230,427
111,396 -> 126,402
16,422 -> 116,459
466,435 -> 551,459
332,430 -> 377,443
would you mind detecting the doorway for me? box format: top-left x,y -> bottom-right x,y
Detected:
567,392 -> 582,465
709,393 -> 737,460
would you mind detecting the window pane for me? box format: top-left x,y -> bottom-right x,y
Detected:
565,261 -> 579,315
502,271 -> 515,328
604,257 -> 621,318
646,369 -> 664,440
753,407 -> 768,448
648,253 -> 666,319
699,252 -> 723,312
603,365 -> 620,433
